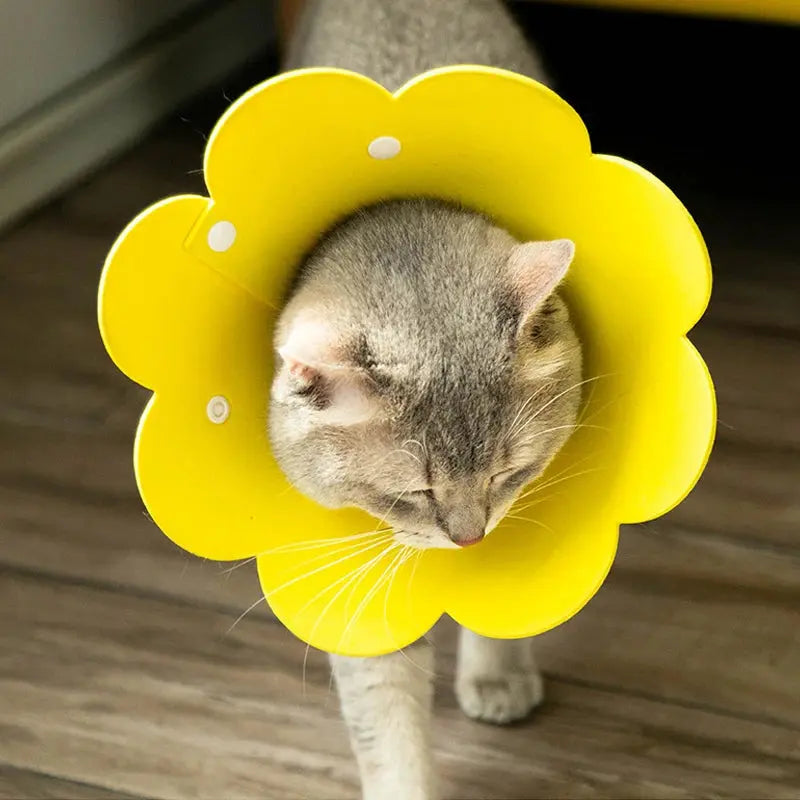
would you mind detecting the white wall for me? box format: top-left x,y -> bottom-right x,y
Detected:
0,0 -> 204,129
0,0 -> 275,231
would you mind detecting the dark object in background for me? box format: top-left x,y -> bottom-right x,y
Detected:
190,3 -> 797,245
508,3 -> 797,214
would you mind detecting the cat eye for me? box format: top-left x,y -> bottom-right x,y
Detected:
487,469 -> 515,487
373,489 -> 431,516
489,466 -> 535,492
397,488 -> 434,504
380,497 -> 417,515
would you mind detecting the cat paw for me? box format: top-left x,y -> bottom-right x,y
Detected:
456,670 -> 544,725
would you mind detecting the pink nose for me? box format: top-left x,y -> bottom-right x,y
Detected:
446,507 -> 487,548
450,530 -> 485,547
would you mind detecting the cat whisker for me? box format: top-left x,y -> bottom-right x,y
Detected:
578,392 -> 624,428
396,449 -> 423,465
502,384 -> 550,446
514,454 -> 597,502
516,465 -> 605,506
336,545 -> 406,654
266,536 -> 395,599
508,495 -> 551,515
381,546 -> 411,634
382,548 -> 436,677
305,555 -> 392,698
220,528 -> 394,575
342,541 -> 404,619
406,548 -> 424,605
370,447 -> 423,472
544,421 -> 610,435
376,448 -> 423,467
503,514 -> 556,535
324,547 -> 405,697
528,373 -> 611,426
300,542 -> 401,696
536,464 -> 604,493
401,438 -> 428,458
258,528 -> 393,556
323,544 -> 410,700
376,477 -> 421,528
506,375 -> 612,444
226,595 -> 266,635
516,467 -> 594,503
295,541 -> 400,622
512,421 -> 610,449
511,484 -> 574,512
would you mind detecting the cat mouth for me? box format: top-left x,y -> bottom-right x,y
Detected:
392,529 -> 461,551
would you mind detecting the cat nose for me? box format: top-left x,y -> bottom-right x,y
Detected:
444,504 -> 487,547
451,529 -> 485,547
447,517 -> 486,547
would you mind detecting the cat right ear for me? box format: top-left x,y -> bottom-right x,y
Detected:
507,239 -> 575,317
272,318 -> 378,426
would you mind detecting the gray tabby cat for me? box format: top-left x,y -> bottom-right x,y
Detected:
272,2 -> 583,798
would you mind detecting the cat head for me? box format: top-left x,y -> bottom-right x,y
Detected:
269,200 -> 582,549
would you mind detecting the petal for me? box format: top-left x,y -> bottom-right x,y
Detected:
131,280 -> 368,560
99,195 -> 210,390
545,155 -> 715,522
552,155 -> 712,335
608,336 -> 717,523
443,397 -> 621,637
260,544 -> 449,656
184,70 -> 398,306
181,67 -> 591,307
446,512 -> 618,639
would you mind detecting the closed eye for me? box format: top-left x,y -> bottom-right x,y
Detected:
383,487 -> 432,499
490,466 -> 536,493
374,489 -> 430,516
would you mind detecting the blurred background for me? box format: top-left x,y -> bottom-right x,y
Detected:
1,1 -> 798,798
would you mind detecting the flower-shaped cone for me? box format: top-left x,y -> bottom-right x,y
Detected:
99,67 -> 715,657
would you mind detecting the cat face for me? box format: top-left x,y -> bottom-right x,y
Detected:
269,200 -> 582,550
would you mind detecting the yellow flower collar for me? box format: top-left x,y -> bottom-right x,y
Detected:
98,66 -> 715,657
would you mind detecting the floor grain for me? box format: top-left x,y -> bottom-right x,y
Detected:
4,570 -> 800,800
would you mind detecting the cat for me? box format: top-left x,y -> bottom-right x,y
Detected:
271,2 -> 583,798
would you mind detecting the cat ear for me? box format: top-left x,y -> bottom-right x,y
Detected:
507,239 -> 575,317
273,318 -> 377,426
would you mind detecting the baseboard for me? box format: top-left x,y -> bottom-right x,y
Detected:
0,0 -> 276,234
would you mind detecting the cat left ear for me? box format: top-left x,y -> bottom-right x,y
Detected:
273,318 -> 378,426
507,239 -> 575,316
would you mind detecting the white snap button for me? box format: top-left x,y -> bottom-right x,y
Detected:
206,395 -> 230,424
207,220 -> 237,252
368,136 -> 401,160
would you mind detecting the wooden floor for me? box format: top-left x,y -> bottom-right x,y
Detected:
1,108 -> 799,798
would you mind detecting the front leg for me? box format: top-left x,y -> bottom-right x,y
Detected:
456,629 -> 544,724
330,640 -> 437,800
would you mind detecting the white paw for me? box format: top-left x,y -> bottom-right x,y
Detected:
456,669 -> 544,725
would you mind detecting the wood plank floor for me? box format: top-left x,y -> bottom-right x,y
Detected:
1,90 -> 799,800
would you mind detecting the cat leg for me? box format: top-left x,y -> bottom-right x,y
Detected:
331,641 -> 437,800
455,628 -> 543,724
